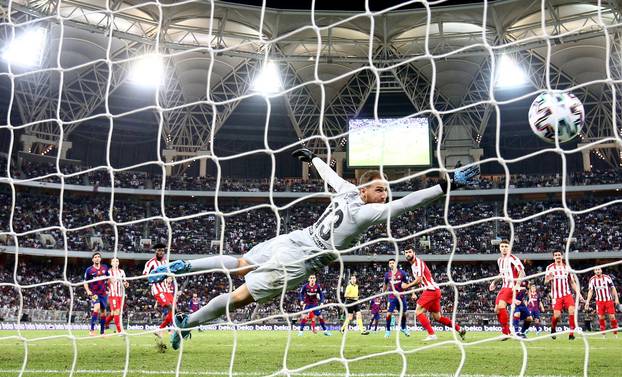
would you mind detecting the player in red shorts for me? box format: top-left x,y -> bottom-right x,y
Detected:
402,248 -> 466,341
105,257 -> 128,333
488,239 -> 525,338
545,250 -> 583,340
584,266 -> 620,338
143,243 -> 175,351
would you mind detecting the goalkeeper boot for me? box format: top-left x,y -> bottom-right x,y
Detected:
148,260 -> 190,284
170,313 -> 192,350
400,328 -> 411,337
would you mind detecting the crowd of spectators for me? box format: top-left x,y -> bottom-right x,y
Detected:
1,257 -> 620,326
1,187 -> 619,256
5,158 -> 622,193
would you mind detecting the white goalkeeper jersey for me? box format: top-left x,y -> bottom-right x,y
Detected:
304,158 -> 444,262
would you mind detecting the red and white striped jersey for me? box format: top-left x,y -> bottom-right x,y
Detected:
108,268 -> 126,297
589,274 -> 615,302
143,257 -> 173,296
546,262 -> 573,299
410,256 -> 440,291
497,254 -> 524,288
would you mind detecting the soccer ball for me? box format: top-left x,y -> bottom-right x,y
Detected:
528,92 -> 585,144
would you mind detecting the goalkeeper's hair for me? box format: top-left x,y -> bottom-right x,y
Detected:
358,170 -> 388,186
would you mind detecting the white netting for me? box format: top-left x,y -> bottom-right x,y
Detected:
1,0 -> 621,376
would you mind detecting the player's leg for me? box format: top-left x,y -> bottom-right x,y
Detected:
309,311 -> 317,333
298,312 -> 309,335
567,301 -> 576,339
415,305 -> 435,339
608,311 -> 618,336
355,311 -> 368,335
148,256 -> 252,283
551,309 -> 561,339
398,298 -> 410,336
90,301 -> 100,336
341,311 -> 353,333
385,299 -> 397,337
98,296 -> 109,335
317,312 -> 330,335
170,283 -> 256,350
495,289 -> 512,336
519,314 -> 532,338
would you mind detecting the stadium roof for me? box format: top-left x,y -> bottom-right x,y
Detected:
1,0 -> 620,170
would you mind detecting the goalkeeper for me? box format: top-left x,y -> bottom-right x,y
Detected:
149,149 -> 479,349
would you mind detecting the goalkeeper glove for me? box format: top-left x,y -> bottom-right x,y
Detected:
291,148 -> 317,163
440,164 -> 481,193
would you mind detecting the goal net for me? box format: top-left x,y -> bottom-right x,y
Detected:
0,0 -> 621,376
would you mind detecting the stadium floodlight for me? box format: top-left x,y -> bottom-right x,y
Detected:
129,54 -> 164,88
2,27 -> 47,67
252,61 -> 281,94
495,54 -> 528,88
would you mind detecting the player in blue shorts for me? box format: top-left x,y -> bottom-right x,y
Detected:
383,259 -> 411,338
298,274 -> 331,336
83,252 -> 110,336
512,282 -> 533,338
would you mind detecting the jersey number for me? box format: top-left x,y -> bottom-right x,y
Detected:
314,204 -> 344,241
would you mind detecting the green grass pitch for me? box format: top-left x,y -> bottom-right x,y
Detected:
0,330 -> 619,377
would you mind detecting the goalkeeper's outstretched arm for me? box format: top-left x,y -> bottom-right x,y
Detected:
292,148 -> 355,193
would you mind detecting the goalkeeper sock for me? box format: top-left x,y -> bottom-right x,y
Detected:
299,319 -> 307,331
319,319 -> 327,331
497,309 -> 510,335
90,312 -> 97,331
438,316 -> 461,332
187,292 -> 241,327
189,256 -> 239,272
416,313 -> 434,335
356,317 -> 365,332
569,314 -> 576,335
599,318 -> 606,332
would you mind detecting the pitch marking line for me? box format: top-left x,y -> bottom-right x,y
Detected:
0,369 -> 578,377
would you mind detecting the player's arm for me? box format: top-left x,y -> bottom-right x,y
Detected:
584,288 -> 593,310
299,285 -> 306,307
488,275 -> 501,291
358,185 -> 446,225
610,280 -> 620,305
544,267 -> 553,284
83,269 -> 92,296
292,149 -> 355,193
122,270 -> 129,288
570,273 -> 584,301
